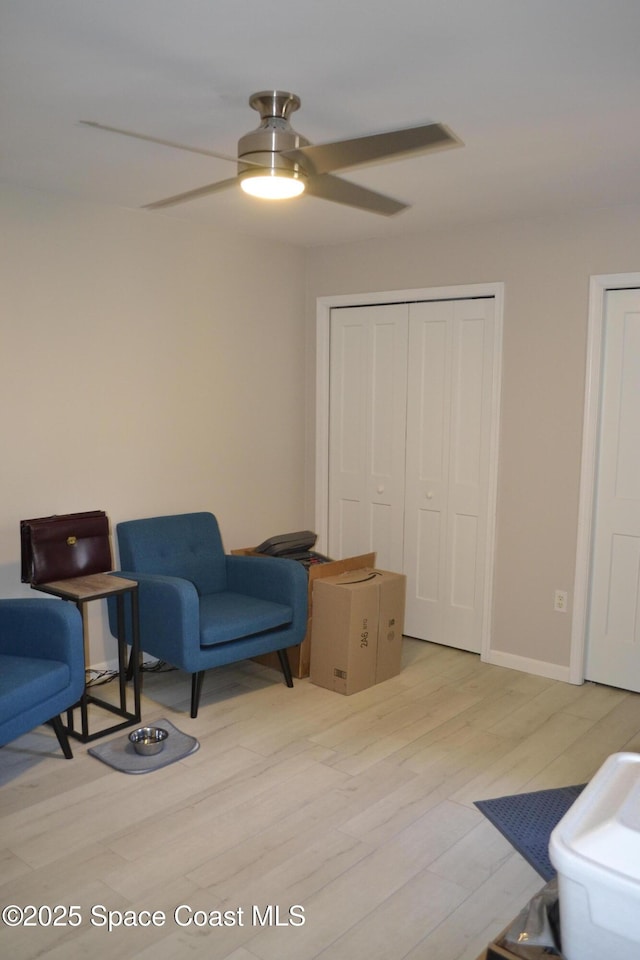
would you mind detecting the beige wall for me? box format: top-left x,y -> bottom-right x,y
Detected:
1,185 -> 307,665
4,181 -> 640,679
304,204 -> 640,674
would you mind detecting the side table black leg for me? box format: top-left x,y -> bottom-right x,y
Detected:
76,599 -> 90,739
130,585 -> 141,721
115,594 -> 127,712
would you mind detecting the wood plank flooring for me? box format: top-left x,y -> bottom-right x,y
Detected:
1,638 -> 639,960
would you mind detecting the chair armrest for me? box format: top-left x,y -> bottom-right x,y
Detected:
0,599 -> 83,666
108,571 -> 201,669
225,555 -> 308,622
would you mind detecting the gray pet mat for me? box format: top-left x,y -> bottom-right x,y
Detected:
88,718 -> 199,774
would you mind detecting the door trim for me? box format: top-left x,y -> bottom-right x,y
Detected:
315,282 -> 504,662
571,273 -> 640,683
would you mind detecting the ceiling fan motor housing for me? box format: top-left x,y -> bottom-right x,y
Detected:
237,90 -> 309,179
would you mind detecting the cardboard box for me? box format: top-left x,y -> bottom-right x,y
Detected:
230,548 -> 376,678
310,568 -> 405,695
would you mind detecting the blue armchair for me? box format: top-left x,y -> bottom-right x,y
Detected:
0,599 -> 85,758
109,512 -> 308,717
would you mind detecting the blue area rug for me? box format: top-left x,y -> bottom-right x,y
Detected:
475,784 -> 586,881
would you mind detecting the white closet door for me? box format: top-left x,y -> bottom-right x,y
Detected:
328,304 -> 408,571
586,288 -> 640,690
403,298 -> 495,651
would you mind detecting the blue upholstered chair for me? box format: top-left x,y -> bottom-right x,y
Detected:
109,512 -> 308,717
0,599 -> 85,758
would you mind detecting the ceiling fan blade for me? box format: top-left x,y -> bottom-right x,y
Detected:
143,176 -> 240,210
79,120 -> 242,165
305,174 -> 407,216
284,122 -> 461,176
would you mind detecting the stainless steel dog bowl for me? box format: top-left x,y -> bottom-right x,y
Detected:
129,726 -> 169,756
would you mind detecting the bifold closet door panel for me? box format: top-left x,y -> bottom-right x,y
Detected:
328,303 -> 408,572
403,298 -> 495,651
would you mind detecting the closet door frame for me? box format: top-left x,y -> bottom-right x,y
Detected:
315,282 -> 504,662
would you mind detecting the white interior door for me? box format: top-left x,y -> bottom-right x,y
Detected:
403,299 -> 495,651
586,288 -> 640,690
328,303 -> 408,571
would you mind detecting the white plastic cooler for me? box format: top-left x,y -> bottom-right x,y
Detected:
549,752 -> 640,960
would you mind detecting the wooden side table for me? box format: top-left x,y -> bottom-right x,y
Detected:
33,572 -> 141,742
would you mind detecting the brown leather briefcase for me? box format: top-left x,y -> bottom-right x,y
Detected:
20,510 -> 112,585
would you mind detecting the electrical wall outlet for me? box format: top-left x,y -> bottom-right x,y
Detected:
554,589 -> 568,613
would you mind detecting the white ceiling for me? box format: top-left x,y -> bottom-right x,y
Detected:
2,0 -> 640,247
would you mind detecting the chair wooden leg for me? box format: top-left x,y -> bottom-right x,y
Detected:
277,648 -> 294,688
191,671 -> 205,718
50,715 -> 74,759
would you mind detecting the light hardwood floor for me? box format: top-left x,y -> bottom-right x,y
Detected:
2,638 -> 639,960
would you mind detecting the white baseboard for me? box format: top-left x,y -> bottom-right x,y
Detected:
483,649 -> 576,684
93,650 -> 575,684
87,654 -> 159,675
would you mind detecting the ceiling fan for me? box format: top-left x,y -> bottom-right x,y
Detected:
80,90 -> 462,217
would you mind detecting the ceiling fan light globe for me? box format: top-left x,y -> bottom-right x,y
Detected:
240,172 -> 305,200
